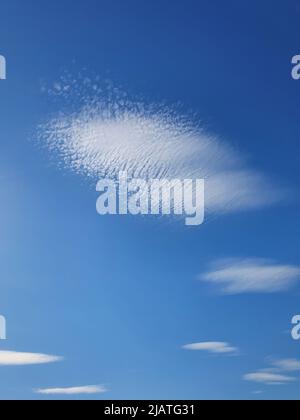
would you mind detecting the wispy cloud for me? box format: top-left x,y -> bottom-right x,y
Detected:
271,359 -> 300,372
244,372 -> 296,385
0,351 -> 63,366
201,258 -> 300,294
182,342 -> 238,355
244,358 -> 300,385
35,385 -> 108,395
38,77 -> 286,219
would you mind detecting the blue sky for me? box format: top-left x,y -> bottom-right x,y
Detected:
0,0 -> 300,400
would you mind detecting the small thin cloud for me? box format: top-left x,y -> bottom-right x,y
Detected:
271,359 -> 300,372
244,372 -> 296,385
244,358 -> 300,385
0,351 -> 63,366
35,385 -> 108,395
182,341 -> 238,355
201,258 -> 300,294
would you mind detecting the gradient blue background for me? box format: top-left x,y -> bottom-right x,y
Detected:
0,0 -> 300,400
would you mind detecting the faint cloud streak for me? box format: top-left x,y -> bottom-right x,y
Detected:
182,341 -> 238,355
35,385 -> 108,395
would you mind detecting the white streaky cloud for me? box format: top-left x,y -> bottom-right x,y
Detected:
271,359 -> 300,372
0,351 -> 63,366
202,258 -> 300,294
35,385 -> 108,395
182,342 -> 238,354
38,78 -> 285,218
244,372 -> 296,385
244,358 -> 300,386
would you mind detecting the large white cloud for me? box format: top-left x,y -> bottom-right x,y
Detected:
201,258 -> 300,294
38,79 -> 285,218
244,372 -> 296,385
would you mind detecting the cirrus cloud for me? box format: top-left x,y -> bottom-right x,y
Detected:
182,341 -> 238,355
244,372 -> 296,385
271,359 -> 300,372
244,358 -> 300,385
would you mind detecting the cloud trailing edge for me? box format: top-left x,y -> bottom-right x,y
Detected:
38,77 -> 285,218
201,258 -> 300,294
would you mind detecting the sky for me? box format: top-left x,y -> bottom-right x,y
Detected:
0,0 -> 300,400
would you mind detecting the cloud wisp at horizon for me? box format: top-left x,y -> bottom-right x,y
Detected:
0,351 -> 63,366
244,358 -> 300,385
201,258 -> 300,294
271,359 -> 300,372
